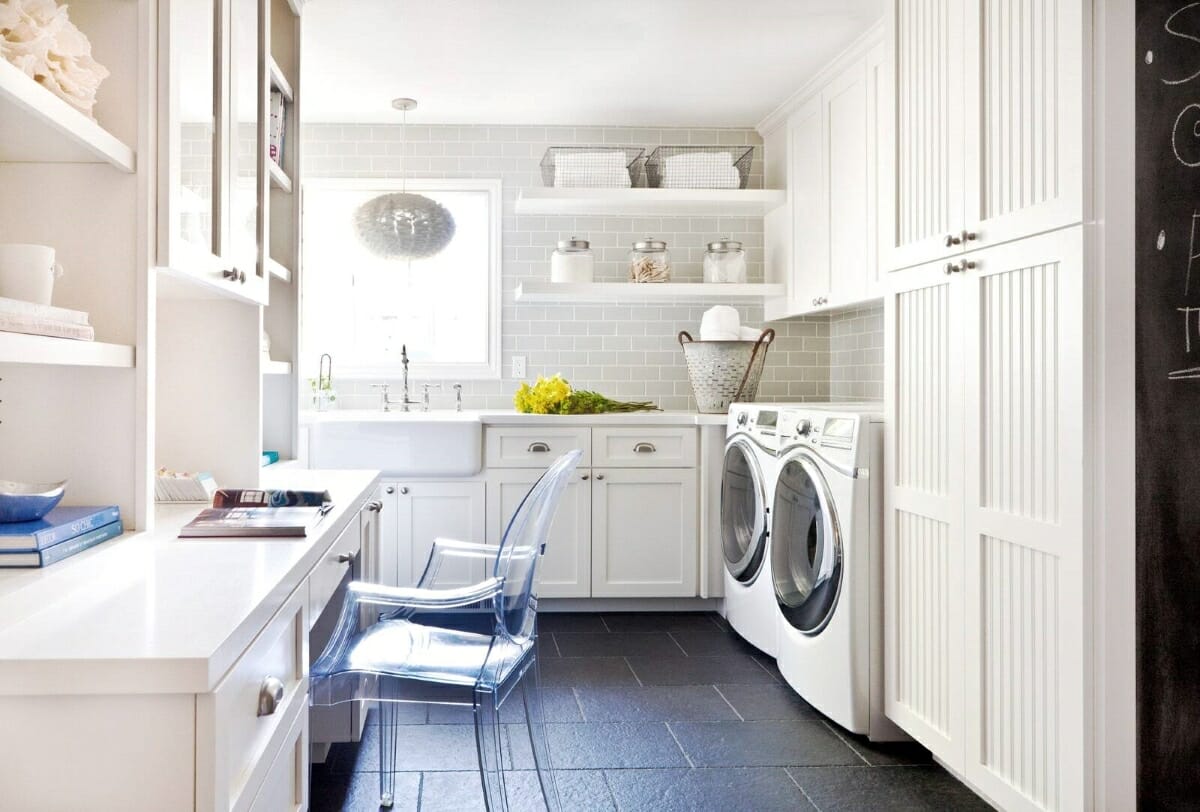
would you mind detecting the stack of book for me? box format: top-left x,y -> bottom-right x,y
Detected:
269,90 -> 287,167
0,296 -> 94,341
0,505 -> 123,568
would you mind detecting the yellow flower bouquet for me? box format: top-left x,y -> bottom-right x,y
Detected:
514,375 -> 659,415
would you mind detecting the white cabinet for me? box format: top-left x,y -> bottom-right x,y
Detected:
487,469 -> 592,598
881,0 -> 1084,272
383,480 -> 486,588
158,0 -> 268,304
885,227 -> 1087,809
591,468 -> 698,598
769,31 -> 883,318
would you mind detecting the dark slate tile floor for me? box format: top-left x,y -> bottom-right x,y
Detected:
310,612 -> 989,812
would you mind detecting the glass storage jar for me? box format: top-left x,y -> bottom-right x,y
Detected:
550,237 -> 594,283
628,237 -> 671,283
703,238 -> 747,283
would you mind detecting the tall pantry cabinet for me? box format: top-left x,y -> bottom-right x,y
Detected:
881,2 -> 1090,811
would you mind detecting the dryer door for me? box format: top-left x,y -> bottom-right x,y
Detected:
721,439 -> 767,583
771,453 -> 842,634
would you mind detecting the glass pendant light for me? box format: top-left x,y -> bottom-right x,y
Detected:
354,98 -> 455,260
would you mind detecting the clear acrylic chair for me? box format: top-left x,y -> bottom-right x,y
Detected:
310,450 -> 582,811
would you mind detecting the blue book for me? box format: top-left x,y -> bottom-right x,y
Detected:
0,519 -> 124,567
0,505 -> 121,552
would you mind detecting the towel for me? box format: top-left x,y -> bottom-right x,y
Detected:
738,325 -> 764,341
554,152 -> 632,188
660,152 -> 741,189
700,306 -> 741,341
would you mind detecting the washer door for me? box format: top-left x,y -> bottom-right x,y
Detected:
721,440 -> 767,583
771,453 -> 842,634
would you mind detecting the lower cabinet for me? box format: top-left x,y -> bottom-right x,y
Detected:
591,468 -> 698,598
487,468 -> 592,598
381,479 -> 486,587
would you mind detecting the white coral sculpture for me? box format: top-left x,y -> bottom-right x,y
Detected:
0,0 -> 110,119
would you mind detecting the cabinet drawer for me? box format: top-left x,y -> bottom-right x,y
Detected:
309,514 -> 360,626
248,697 -> 308,812
592,427 -> 697,468
200,586 -> 308,812
486,427 -> 591,468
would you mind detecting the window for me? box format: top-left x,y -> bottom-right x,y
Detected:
301,178 -> 502,379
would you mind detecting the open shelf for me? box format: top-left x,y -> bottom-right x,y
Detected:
262,359 -> 292,375
266,257 -> 292,282
0,58 -> 135,172
268,160 -> 293,193
515,281 -> 785,303
514,188 -> 785,216
267,56 -> 293,103
0,332 -> 134,368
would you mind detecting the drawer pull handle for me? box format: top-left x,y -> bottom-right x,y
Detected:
337,552 -> 356,564
367,500 -> 383,512
257,676 -> 285,717
528,442 -> 551,453
633,442 -> 656,454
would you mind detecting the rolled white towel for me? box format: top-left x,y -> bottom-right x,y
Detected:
700,305 -> 741,341
738,325 -> 764,341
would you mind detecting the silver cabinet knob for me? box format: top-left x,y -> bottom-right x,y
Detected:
596,473 -> 605,481
336,552 -> 356,564
963,260 -> 978,271
528,441 -> 550,453
581,473 -> 590,480
257,676 -> 285,717
945,233 -> 962,247
944,262 -> 964,275
399,486 -> 409,495
385,486 -> 395,495
962,230 -> 978,243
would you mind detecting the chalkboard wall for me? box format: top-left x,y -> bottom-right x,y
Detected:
1137,2 -> 1200,806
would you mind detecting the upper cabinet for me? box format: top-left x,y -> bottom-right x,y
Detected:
761,24 -> 886,320
158,0 -> 267,305
881,0 -> 1084,272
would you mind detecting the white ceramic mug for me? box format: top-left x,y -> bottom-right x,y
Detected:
0,244 -> 65,305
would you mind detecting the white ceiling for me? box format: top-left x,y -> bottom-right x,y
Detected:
301,0 -> 884,127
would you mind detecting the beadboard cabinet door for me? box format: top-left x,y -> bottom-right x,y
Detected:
591,468 -> 698,598
962,0 -> 1085,250
487,469 -> 591,598
960,227 -> 1086,812
883,257 -> 967,772
881,0 -> 966,272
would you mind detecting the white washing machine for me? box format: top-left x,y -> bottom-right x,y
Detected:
769,405 -> 906,741
720,404 -> 784,657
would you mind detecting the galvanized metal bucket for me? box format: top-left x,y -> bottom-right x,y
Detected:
677,328 -> 775,414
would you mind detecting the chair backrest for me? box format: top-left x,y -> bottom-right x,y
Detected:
492,450 -> 582,644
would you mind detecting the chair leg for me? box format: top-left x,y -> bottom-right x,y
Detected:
474,688 -> 510,811
377,700 -> 400,808
522,658 -> 562,812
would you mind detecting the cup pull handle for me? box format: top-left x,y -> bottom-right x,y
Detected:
528,442 -> 550,453
633,442 -> 656,454
257,676 -> 285,717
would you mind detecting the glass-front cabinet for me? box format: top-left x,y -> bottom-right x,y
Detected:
158,0 -> 267,305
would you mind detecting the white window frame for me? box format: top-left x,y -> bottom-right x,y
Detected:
301,176 -> 503,380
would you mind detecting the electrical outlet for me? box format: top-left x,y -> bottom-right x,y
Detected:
511,356 -> 527,378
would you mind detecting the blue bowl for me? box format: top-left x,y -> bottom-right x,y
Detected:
0,480 -> 67,523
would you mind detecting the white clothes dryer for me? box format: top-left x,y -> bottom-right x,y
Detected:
769,406 -> 906,741
720,404 -> 784,657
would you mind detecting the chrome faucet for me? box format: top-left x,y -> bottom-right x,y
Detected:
370,345 -> 421,412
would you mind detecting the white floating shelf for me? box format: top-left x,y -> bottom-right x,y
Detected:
267,56 -> 294,103
268,160 -> 293,193
0,332 -> 134,368
263,359 -> 292,375
515,188 -> 786,216
266,257 -> 292,282
0,58 -> 135,172
515,282 -> 785,303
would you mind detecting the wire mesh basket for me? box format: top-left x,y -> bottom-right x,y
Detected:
678,328 -> 775,413
646,146 -> 754,190
541,146 -> 646,188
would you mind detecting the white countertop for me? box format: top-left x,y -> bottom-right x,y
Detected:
301,408 -> 729,427
0,469 -> 380,697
